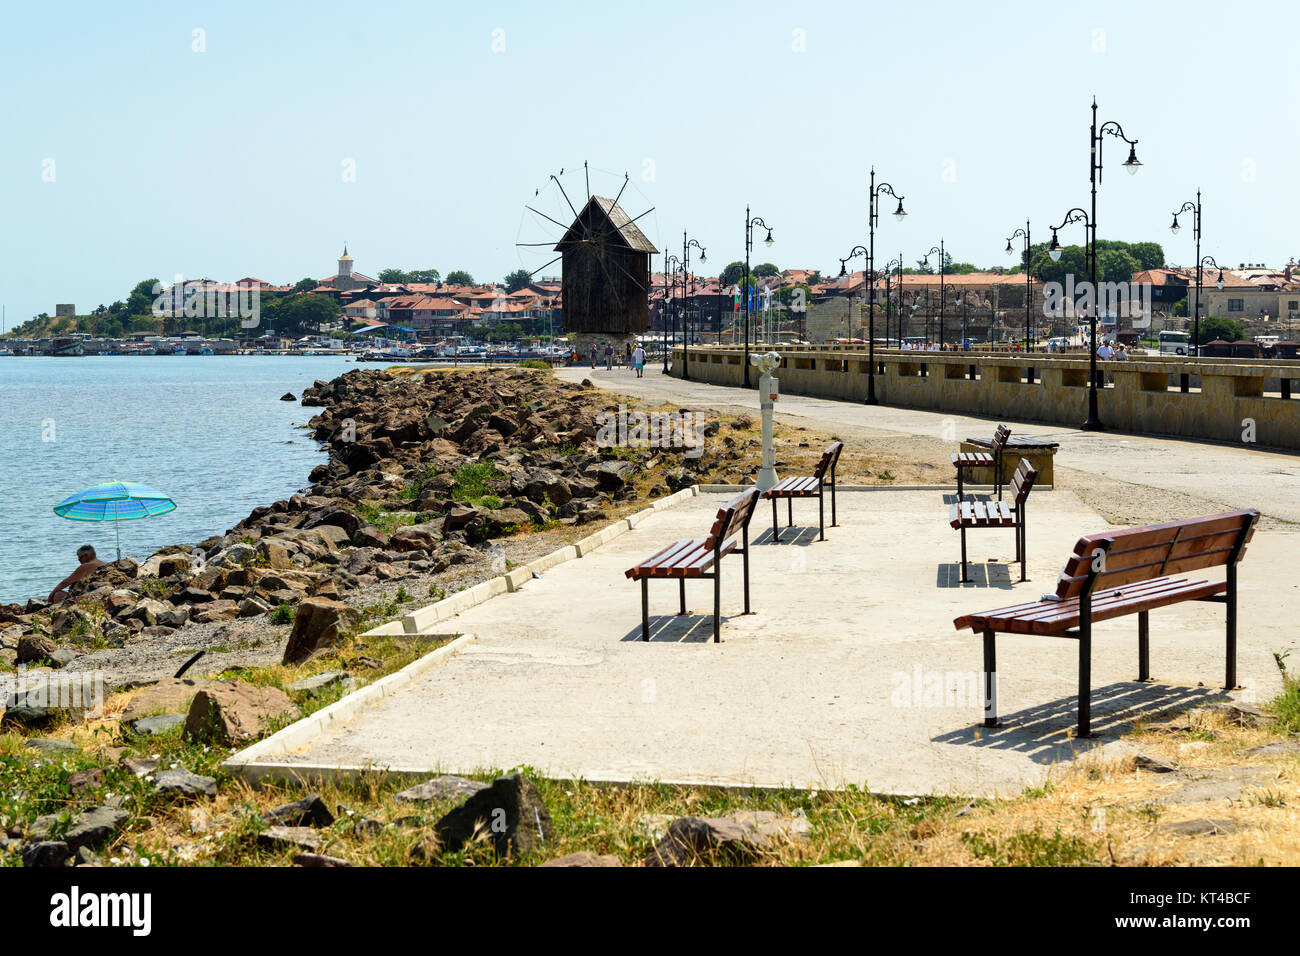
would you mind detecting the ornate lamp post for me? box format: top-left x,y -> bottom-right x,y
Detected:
1005,220 -> 1033,349
665,253 -> 682,374
1169,190 -> 1207,356
1048,207 -> 1104,429
922,242 -> 946,348
1082,98 -> 1141,427
1198,254 -> 1225,351
864,168 -> 906,403
681,232 -> 706,380
660,248 -> 671,373
742,206 -> 774,386
881,255 -> 903,347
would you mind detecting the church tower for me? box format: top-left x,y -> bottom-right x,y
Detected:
338,244 -> 354,280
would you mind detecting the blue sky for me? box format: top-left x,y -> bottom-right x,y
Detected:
2,0 -> 1297,327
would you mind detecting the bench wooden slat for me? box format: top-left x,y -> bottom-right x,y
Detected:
957,576 -> 1226,635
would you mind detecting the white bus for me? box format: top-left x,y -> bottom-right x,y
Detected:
1158,330 -> 1191,356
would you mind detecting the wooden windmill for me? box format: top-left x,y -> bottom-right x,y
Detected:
518,164 -> 656,346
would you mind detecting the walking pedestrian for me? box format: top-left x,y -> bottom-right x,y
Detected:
604,342 -> 614,370
632,343 -> 646,378
590,343 -> 597,368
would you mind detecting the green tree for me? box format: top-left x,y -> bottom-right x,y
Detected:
378,268 -> 409,283
1125,241 -> 1165,271
1097,249 -> 1140,285
752,262 -> 779,278
444,270 -> 475,286
1198,316 -> 1244,344
503,269 -> 532,293
293,277 -> 318,293
408,269 -> 441,283
264,293 -> 340,335
126,278 -> 161,317
719,261 -> 748,286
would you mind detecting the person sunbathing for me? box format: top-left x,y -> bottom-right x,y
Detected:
48,545 -> 107,603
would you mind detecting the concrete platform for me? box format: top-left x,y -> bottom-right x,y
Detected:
229,489 -> 1297,796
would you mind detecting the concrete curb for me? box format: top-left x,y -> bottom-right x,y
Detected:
225,484 -> 707,781
221,633 -> 478,780
214,754 -> 992,798
376,484 -> 700,635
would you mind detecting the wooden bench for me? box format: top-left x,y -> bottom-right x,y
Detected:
953,509 -> 1260,738
949,458 -> 1036,583
952,424 -> 1010,500
760,442 -> 843,542
625,488 -> 759,643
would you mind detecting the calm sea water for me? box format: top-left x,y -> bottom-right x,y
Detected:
0,356 -> 368,604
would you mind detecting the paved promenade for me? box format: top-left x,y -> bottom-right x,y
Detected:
229,367 -> 1299,795
555,366 -> 1300,524
243,485 -> 1295,796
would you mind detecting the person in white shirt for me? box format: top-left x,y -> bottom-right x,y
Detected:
1097,341 -> 1114,361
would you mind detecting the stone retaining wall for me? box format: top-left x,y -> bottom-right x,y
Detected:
671,346 -> 1300,450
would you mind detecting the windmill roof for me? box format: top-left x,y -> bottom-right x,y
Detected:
556,196 -> 657,254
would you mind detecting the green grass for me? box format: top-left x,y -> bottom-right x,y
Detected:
270,603 -> 296,625
1267,653 -> 1300,734
960,827 -> 1097,867
450,462 -> 503,507
517,359 -> 551,370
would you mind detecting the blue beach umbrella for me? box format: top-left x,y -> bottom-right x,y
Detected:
53,481 -> 177,560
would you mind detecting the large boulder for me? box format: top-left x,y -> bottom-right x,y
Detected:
430,772 -> 553,858
642,816 -> 769,867
282,597 -> 360,665
183,682 -> 295,745
521,469 -> 572,506
389,523 -> 441,553
126,598 -> 172,627
585,460 -> 639,491
16,634 -> 57,664
190,600 -> 239,624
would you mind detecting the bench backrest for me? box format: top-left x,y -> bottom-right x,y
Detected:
813,441 -> 845,482
1010,458 -> 1036,507
704,487 -> 760,551
990,424 -> 1011,456
1055,510 -> 1259,600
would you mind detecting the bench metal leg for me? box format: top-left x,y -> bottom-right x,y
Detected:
641,577 -> 649,642
1137,610 -> 1150,681
959,525 -> 969,583
771,496 -> 780,542
817,487 -> 824,541
1017,517 -> 1026,583
742,544 -> 751,615
830,477 -> 838,527
1077,603 -> 1094,738
982,629 -> 998,727
956,468 -> 964,502
787,496 -> 793,527
1226,565 -> 1239,688
713,566 -> 721,643
678,577 -> 686,615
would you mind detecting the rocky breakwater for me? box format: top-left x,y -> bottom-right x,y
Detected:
0,366 -> 738,688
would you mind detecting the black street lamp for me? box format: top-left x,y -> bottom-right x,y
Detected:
1048,207 -> 1104,428
681,232 -> 706,380
660,248 -> 671,373
881,255 -> 903,347
1082,98 -> 1141,429
742,205 -> 773,386
1197,254 -> 1225,351
1170,190 -> 1208,356
1005,220 -> 1033,349
922,242 -> 946,348
865,168 -> 907,403
665,253 -> 682,374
